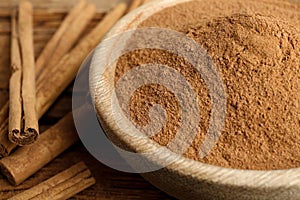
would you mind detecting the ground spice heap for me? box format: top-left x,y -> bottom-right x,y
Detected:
115,0 -> 300,170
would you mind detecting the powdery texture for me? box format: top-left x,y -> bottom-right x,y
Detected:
115,0 -> 300,170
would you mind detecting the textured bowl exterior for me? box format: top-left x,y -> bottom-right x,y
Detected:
90,0 -> 300,199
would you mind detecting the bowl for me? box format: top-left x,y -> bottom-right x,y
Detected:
89,0 -> 300,199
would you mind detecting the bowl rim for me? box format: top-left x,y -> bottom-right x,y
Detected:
89,0 -> 300,189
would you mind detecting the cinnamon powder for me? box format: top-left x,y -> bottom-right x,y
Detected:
115,0 -> 300,170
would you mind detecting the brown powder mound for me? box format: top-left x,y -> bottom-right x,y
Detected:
115,49 -> 211,147
138,0 -> 300,33
115,1 -> 300,170
186,14 -> 300,170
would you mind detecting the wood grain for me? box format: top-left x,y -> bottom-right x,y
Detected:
0,90 -> 8,109
0,0 -> 130,15
0,35 -> 10,89
8,162 -> 95,200
0,142 -> 172,199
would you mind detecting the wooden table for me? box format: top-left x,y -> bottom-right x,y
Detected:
0,1 -> 173,199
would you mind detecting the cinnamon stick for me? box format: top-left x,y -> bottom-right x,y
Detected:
8,162 -> 95,200
8,11 -> 22,141
37,3 -> 96,85
0,112 -> 79,186
127,0 -> 143,13
9,0 -> 39,146
3,1 -> 95,146
142,0 -> 152,5
35,0 -> 87,77
0,2 -> 127,157
36,2 -> 128,118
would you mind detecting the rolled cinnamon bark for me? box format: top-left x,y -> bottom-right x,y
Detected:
0,1 -> 90,152
0,2 -> 127,157
35,0 -> 87,77
127,0 -> 143,13
36,2 -> 128,118
9,0 -> 39,146
40,3 -> 96,76
8,10 -> 22,142
143,0 -> 152,5
0,112 -> 79,186
8,162 -> 95,200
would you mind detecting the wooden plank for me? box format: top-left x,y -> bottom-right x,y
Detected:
41,93 -> 72,121
0,35 -> 10,89
0,144 -> 172,200
0,90 -> 8,108
0,0 -> 130,16
0,20 -> 9,33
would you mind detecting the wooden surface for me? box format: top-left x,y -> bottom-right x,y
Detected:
0,0 -> 130,13
0,1 -> 173,199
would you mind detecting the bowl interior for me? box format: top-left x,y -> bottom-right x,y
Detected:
89,0 -> 300,190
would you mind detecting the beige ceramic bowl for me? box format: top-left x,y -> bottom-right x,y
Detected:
90,0 -> 300,199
